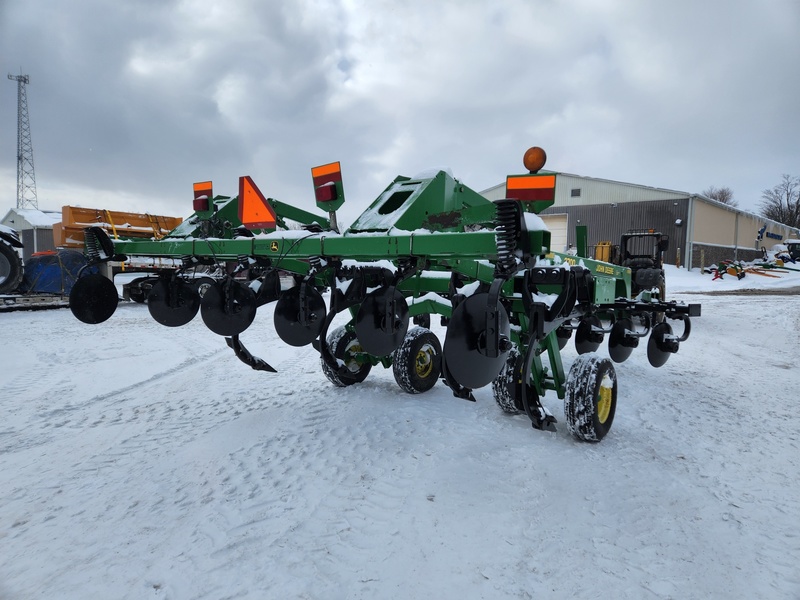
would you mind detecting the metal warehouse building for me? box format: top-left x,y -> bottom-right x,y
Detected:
482,173 -> 800,269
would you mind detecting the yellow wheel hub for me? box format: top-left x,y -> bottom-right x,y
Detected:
344,342 -> 364,373
415,345 -> 434,378
596,374 -> 614,424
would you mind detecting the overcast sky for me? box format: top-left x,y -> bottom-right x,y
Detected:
2,0 -> 799,226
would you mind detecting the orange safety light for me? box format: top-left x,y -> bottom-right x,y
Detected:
523,146 -> 547,173
193,181 -> 213,212
238,176 -> 277,230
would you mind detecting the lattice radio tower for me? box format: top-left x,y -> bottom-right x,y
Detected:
8,73 -> 38,209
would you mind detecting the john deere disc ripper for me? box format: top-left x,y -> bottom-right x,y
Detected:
68,146 -> 701,442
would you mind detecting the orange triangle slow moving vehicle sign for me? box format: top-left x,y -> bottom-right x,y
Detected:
238,176 -> 277,229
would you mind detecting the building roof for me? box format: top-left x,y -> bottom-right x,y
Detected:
481,173 -> 800,237
480,172 -> 692,200
1,208 -> 62,229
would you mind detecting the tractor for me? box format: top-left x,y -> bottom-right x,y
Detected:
67,146 -> 700,442
786,239 -> 800,261
618,230 -> 669,298
0,225 -> 24,294
1,224 -> 91,310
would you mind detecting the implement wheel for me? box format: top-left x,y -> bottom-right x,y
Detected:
564,354 -> 617,442
321,327 -> 372,387
491,347 -> 538,414
393,327 -> 442,394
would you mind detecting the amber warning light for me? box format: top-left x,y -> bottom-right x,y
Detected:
523,146 -> 547,173
238,176 -> 277,230
506,146 -> 556,210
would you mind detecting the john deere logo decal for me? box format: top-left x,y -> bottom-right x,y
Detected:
270,241 -> 279,252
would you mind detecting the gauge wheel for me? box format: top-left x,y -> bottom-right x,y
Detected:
492,346 -> 539,414
392,327 -> 442,394
564,353 -> 617,442
321,326 -> 372,387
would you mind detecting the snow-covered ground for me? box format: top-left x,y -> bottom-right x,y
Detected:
1,265 -> 799,599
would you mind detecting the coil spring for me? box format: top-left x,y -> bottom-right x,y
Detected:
494,200 -> 520,272
308,255 -> 323,274
84,229 -> 103,262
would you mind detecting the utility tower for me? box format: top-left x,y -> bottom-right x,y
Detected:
8,73 -> 38,209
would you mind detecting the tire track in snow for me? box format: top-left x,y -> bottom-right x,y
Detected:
189,376 -> 463,594
0,346 -> 231,454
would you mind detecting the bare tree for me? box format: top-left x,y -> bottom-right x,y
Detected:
760,175 -> 800,229
702,185 -> 737,206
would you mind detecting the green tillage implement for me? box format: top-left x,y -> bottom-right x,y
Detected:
68,147 -> 700,442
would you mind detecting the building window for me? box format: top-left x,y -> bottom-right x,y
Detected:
571,188 -> 581,198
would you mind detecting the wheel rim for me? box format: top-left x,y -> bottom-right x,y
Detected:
197,282 -> 212,298
596,373 -> 614,424
343,340 -> 365,373
415,343 -> 435,378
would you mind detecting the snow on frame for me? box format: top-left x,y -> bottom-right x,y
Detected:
0,265 -> 798,599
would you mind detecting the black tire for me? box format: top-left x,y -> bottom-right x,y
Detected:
0,239 -> 24,294
491,346 -> 542,414
321,326 -> 372,387
564,354 -> 617,442
392,327 -> 441,394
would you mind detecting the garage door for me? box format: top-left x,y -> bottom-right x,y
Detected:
542,214 -> 568,254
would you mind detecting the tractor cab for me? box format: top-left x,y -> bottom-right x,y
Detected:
786,239 -> 800,261
619,230 -> 669,296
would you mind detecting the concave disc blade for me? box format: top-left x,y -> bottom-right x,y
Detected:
575,315 -> 603,355
201,279 -> 257,336
354,287 -> 409,357
442,293 -> 510,390
647,321 -> 674,368
273,285 -> 326,347
147,279 -> 200,327
69,273 -> 119,324
608,317 -> 637,364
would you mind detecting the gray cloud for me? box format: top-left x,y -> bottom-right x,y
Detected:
2,0 -> 799,226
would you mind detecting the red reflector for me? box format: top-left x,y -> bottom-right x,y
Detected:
193,197 -> 209,212
315,182 -> 337,203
